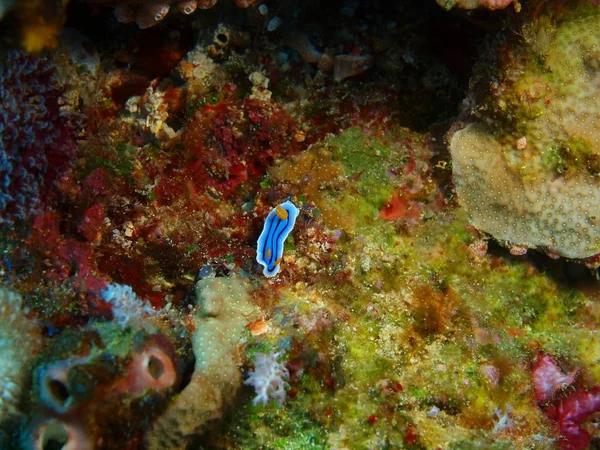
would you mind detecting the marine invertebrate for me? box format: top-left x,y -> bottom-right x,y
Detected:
285,32 -> 333,71
244,351 -> 289,405
333,54 -> 373,82
117,338 -> 179,394
172,95 -> 300,201
28,418 -> 91,450
0,50 -> 79,225
532,354 -> 577,404
123,83 -> 176,140
546,388 -> 600,450
100,282 -> 158,329
144,275 -> 256,449
450,2 -> 600,261
22,320 -> 189,449
532,354 -> 600,449
285,31 -> 372,81
256,201 -> 300,278
0,288 -> 42,421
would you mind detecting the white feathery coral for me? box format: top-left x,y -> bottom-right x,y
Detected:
244,351 -> 289,405
100,283 -> 157,329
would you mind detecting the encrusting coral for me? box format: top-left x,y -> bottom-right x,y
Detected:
0,288 -> 42,423
450,2 -> 600,262
144,275 -> 256,449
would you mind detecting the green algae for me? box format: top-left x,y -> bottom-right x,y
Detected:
329,127 -> 408,210
228,402 -> 329,450
230,193 -> 588,448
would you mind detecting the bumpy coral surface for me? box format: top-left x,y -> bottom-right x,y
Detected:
0,51 -> 79,225
450,3 -> 600,261
0,288 -> 42,422
145,276 -> 256,449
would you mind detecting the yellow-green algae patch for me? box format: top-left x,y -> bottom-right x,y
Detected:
270,126 -> 432,233
226,124 -> 598,448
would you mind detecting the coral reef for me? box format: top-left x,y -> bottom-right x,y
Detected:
244,351 -> 290,405
100,282 -> 159,329
2,0 -> 600,448
533,354 -> 600,449
110,0 -> 258,29
450,2 -> 600,262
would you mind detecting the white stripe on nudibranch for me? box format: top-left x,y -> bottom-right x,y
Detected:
256,201 -> 299,277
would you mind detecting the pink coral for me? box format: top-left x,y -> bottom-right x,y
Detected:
546,388 -> 600,450
533,354 -> 600,449
532,354 -> 578,404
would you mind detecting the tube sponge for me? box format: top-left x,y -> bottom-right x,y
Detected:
28,418 -> 91,450
0,288 -> 42,421
122,341 -> 178,394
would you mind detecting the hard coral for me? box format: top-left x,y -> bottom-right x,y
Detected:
450,2 -> 600,260
145,276 -> 256,449
0,51 -> 79,226
0,288 -> 42,422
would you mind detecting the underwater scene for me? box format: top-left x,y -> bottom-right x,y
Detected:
2,0 -> 600,448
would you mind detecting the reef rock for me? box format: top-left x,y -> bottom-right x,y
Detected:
436,0 -> 516,11
450,2 -> 600,261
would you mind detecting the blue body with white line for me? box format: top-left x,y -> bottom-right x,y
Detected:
256,201 -> 300,277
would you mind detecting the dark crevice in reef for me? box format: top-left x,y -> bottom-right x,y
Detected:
61,0 -> 492,133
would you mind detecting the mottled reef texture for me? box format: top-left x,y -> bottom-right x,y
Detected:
1,1 -> 600,450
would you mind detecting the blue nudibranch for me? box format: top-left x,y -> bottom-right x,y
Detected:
256,200 -> 300,277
